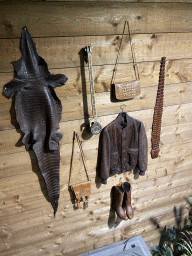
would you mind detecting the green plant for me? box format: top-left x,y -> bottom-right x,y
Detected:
177,230 -> 192,255
151,216 -> 192,256
152,244 -> 174,256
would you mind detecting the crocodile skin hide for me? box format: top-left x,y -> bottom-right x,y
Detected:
3,27 -> 68,216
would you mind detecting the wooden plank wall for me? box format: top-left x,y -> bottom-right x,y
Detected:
1,1 -> 192,255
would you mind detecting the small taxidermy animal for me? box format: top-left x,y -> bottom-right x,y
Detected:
3,27 -> 68,216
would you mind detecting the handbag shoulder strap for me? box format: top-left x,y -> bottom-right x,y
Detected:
111,20 -> 139,84
69,132 -> 89,186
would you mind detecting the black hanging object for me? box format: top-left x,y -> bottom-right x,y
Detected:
3,27 -> 68,216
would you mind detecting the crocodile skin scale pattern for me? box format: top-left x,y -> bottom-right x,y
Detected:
151,57 -> 166,159
3,27 -> 68,216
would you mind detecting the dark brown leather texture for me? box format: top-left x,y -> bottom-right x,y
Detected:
111,182 -> 133,220
97,112 -> 148,184
111,185 -> 128,220
122,182 -> 134,219
151,57 -> 166,159
3,27 -> 68,216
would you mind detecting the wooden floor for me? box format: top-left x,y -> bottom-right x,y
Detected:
0,1 -> 192,255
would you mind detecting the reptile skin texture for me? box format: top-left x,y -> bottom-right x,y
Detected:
151,57 -> 166,159
3,27 -> 68,216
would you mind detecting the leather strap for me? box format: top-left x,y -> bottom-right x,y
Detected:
69,132 -> 89,185
151,57 -> 166,159
111,20 -> 139,84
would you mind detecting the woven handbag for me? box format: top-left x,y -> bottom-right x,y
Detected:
112,20 -> 140,100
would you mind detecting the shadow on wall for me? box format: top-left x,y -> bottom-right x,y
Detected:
150,202 -> 192,253
79,47 -> 92,141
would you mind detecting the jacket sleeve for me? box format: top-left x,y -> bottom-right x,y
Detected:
97,128 -> 110,184
138,122 -> 148,176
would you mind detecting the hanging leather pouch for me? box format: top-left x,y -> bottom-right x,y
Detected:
112,20 -> 140,100
70,181 -> 91,208
69,132 -> 91,209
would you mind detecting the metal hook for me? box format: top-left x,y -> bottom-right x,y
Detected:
120,104 -> 126,112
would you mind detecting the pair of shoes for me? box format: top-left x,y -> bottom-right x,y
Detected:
111,182 -> 134,220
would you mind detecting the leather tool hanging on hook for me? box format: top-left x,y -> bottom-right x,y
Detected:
69,132 -> 91,209
84,46 -> 102,135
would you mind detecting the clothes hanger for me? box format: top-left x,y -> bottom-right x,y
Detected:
120,104 -> 127,122
120,104 -> 126,112
120,104 -> 126,115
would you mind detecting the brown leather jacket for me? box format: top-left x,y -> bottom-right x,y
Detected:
97,112 -> 148,184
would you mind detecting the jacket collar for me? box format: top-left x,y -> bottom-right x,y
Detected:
115,112 -> 133,129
